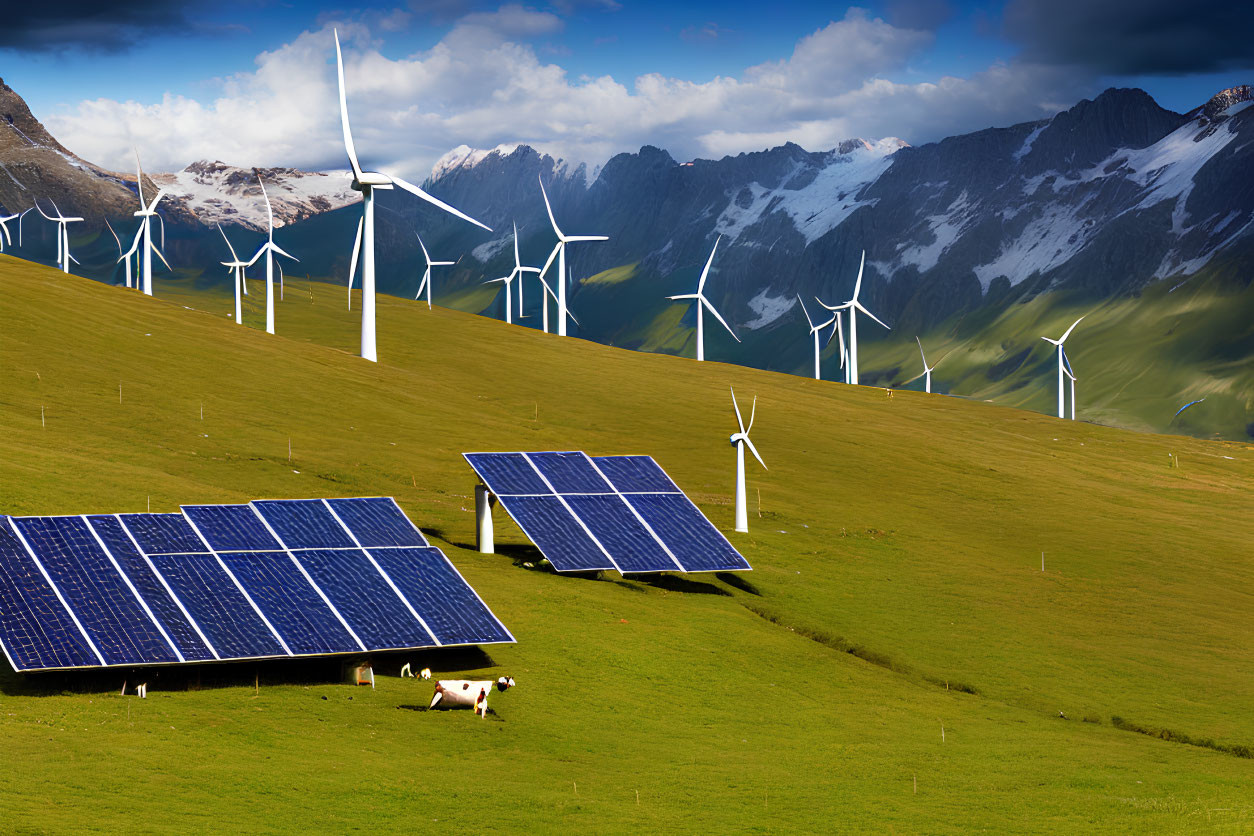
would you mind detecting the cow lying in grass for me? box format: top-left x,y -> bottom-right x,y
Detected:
429,677 -> 515,717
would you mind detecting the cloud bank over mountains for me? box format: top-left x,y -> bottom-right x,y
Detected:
41,5 -> 1105,179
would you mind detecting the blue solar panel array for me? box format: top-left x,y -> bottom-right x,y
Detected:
463,452 -> 751,575
0,498 -> 513,673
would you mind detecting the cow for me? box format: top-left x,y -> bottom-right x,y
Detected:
429,676 -> 515,717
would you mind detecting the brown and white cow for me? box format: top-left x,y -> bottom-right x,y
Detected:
429,676 -> 515,716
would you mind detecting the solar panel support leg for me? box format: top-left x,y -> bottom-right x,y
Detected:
475,484 -> 496,554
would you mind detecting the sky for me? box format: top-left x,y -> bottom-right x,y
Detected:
1,0 -> 1249,180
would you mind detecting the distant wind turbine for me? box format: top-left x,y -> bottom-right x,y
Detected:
729,387 -> 766,534
667,236 -> 740,361
246,173 -> 298,335
484,223 -> 540,325
34,199 -> 83,274
796,295 -> 839,380
818,251 -> 889,385
0,211 -> 19,253
414,234 -> 454,310
537,176 -> 606,336
915,336 -> 940,394
334,28 -> 490,362
1041,316 -> 1084,419
128,152 -> 170,295
218,224 -> 250,325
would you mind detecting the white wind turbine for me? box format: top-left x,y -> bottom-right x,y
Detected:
667,236 -> 740,361
729,387 -> 766,534
34,199 -> 83,274
246,173 -> 298,335
484,223 -> 540,325
818,251 -> 888,385
915,336 -> 939,394
1041,316 -> 1084,419
0,211 -> 20,253
103,220 -> 133,288
218,224 -> 250,325
128,152 -> 170,295
537,176 -> 607,336
334,29 -> 490,362
414,234 -> 454,310
796,295 -> 839,380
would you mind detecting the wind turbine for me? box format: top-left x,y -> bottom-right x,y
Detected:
484,223 -> 540,325
537,176 -> 607,337
129,152 -> 170,295
667,236 -> 740,361
334,29 -> 490,362
103,220 -> 133,288
414,234 -> 454,310
1041,316 -> 1084,419
915,336 -> 940,394
817,251 -> 888,385
0,211 -> 19,253
34,199 -> 83,274
245,173 -> 298,335
1062,349 -> 1077,421
797,295 -> 838,380
729,387 -> 766,534
218,224 -> 250,325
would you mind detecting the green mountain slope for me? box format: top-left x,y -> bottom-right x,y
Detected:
2,254 -> 1253,831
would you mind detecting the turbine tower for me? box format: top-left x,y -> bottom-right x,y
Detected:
130,153 -> 170,295
334,28 -> 490,362
484,223 -> 540,325
103,220 -> 133,288
729,387 -> 766,534
818,251 -> 889,385
1041,316 -> 1084,419
667,236 -> 740,361
218,224 -> 250,325
537,176 -> 606,337
1062,348 -> 1076,420
915,336 -> 939,394
414,234 -> 454,310
34,200 -> 83,274
246,173 -> 298,335
797,295 -> 838,380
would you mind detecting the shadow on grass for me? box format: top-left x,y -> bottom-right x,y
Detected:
0,646 -> 500,697
717,572 -> 761,595
638,574 -> 732,596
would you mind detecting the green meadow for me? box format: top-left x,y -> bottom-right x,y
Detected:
1,255 -> 1252,832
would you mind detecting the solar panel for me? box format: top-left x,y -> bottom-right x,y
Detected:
465,452 -> 750,575
0,498 -> 513,672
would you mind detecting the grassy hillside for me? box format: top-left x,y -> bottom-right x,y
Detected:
1,255 -> 1253,832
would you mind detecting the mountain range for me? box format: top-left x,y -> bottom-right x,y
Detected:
1,79 -> 1251,438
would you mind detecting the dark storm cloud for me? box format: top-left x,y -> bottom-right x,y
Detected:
0,1 -> 202,53
1003,0 -> 1253,76
883,0 -> 954,32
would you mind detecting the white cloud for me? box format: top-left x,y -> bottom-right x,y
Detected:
43,7 -> 1094,180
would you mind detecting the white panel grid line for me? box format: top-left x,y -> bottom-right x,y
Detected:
6,517 -> 108,666
181,514 -> 295,657
114,515 -> 223,661
319,499 -> 443,647
519,453 -> 624,574
247,502 -> 369,652
583,457 -> 686,573
81,515 -> 185,663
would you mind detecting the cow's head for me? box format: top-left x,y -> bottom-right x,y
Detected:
496,676 -> 515,691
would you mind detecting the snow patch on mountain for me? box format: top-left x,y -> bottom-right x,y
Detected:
154,161 -> 357,231
1014,122 -> 1047,162
973,199 -> 1097,289
471,234 -> 512,263
714,138 -> 903,245
897,191 -> 974,272
743,288 -> 795,330
431,144 -> 521,180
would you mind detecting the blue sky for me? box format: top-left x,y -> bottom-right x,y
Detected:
1,1 -> 1248,176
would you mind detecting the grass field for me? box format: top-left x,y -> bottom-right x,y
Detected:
1,255 -> 1252,832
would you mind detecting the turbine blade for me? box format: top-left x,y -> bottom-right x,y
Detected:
743,435 -> 767,471
416,233 -> 432,265
538,242 -> 560,280
1058,315 -> 1085,344
1041,337 -> 1060,345
152,243 -> 172,272
271,243 -> 299,262
334,29 -> 364,180
257,174 -> 274,236
797,295 -> 814,329
667,293 -> 699,300
134,148 -> 145,206
217,223 -> 239,262
565,235 -> 608,242
513,221 -> 521,268
155,211 -> 166,252
747,394 -> 757,433
701,296 -> 740,342
855,301 -> 890,330
538,175 -> 563,239
697,236 -> 721,293
105,219 -> 120,251
389,174 -> 491,232
730,387 -> 745,434
916,335 -> 927,368
851,249 -> 865,300
146,189 -> 166,214
348,216 -> 363,292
